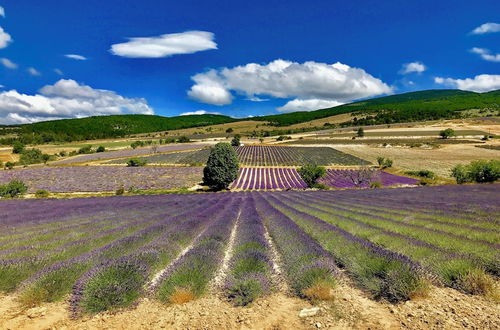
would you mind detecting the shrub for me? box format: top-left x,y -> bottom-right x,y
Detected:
225,127 -> 234,133
12,141 -> 25,154
231,134 -> 241,147
405,170 -> 436,179
59,151 -> 67,157
126,158 -> 147,167
0,179 -> 28,198
0,161 -> 2,168
439,128 -> 455,139
298,164 -> 326,188
226,277 -> 264,306
115,186 -> 125,195
203,143 -> 239,191
276,135 -> 292,141
177,136 -> 190,143
4,161 -> 14,170
370,181 -> 383,188
35,190 -> 50,198
356,127 -> 365,138
451,160 -> 499,184
376,157 -> 393,169
77,145 -> 93,154
96,146 -> 106,153
19,148 -> 50,165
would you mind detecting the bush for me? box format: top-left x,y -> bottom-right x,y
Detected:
4,161 -> 14,170
0,161 -> 2,169
203,143 -> 239,191
77,145 -> 93,154
298,164 -> 326,188
439,128 -> 455,139
96,146 -> 106,153
276,135 -> 292,141
126,158 -> 147,167
370,181 -> 383,188
231,134 -> 241,147
177,136 -> 190,143
115,186 -> 125,195
0,180 -> 28,198
376,157 -> 393,169
451,160 -> 499,184
12,141 -> 25,154
225,128 -> 234,133
405,170 -> 436,179
35,190 -> 50,198
130,141 -> 145,149
356,127 -> 365,138
19,148 -> 51,165
58,151 -> 67,157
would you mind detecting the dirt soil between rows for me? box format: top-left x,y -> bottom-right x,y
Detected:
0,285 -> 498,329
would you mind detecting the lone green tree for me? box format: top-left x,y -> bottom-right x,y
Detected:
231,134 -> 241,147
356,127 -> 365,138
439,128 -> 455,139
203,143 -> 239,190
298,164 -> 326,188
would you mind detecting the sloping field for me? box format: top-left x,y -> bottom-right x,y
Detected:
0,166 -> 203,192
0,184 -> 498,324
230,167 -> 307,190
107,145 -> 369,166
52,144 -> 206,165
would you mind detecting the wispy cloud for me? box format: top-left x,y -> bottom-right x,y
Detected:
54,68 -> 64,76
0,57 -> 17,69
399,61 -> 426,74
65,54 -> 87,60
27,67 -> 41,76
110,31 -> 217,58
0,6 -> 5,18
471,22 -> 500,35
179,110 -> 221,116
0,27 -> 12,49
470,47 -> 500,62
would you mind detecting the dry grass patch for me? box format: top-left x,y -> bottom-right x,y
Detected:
168,287 -> 196,304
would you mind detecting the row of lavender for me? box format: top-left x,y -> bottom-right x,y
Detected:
0,184 -> 498,315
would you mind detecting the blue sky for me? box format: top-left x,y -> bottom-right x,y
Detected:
0,0 -> 499,124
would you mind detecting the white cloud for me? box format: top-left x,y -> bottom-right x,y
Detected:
0,26 -> 12,49
0,6 -> 5,18
470,47 -> 500,62
0,57 -> 17,69
399,61 -> 426,74
65,54 -> 87,60
471,22 -> 500,35
188,60 -> 391,111
0,79 -> 154,124
246,96 -> 269,102
277,99 -> 344,112
27,67 -> 41,76
435,74 -> 500,93
110,31 -> 217,58
179,110 -> 221,116
54,68 -> 64,75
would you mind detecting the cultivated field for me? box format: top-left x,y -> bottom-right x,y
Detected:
230,167 -> 307,190
319,169 -> 419,188
0,185 -> 498,329
0,167 -> 203,192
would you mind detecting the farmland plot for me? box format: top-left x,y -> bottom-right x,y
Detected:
319,169 -> 419,188
0,184 -> 498,318
230,167 -> 307,190
0,166 -> 203,192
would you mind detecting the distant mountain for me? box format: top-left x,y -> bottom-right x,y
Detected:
254,89 -> 500,126
16,114 -> 236,142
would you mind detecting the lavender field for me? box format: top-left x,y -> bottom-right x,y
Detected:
230,167 -> 307,190
52,144 -> 206,165
319,169 -> 419,188
0,166 -> 203,192
0,184 -> 498,315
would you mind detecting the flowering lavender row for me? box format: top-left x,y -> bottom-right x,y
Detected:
155,196 -> 241,303
52,144 -> 206,164
235,145 -> 369,166
260,192 -> 428,302
278,193 -> 495,292
70,195 -> 232,314
252,193 -> 339,299
319,169 -> 419,188
0,166 -> 203,192
230,167 -> 307,190
223,195 -> 273,306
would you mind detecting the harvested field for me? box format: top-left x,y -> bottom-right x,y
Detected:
107,148 -> 211,165
0,166 -> 203,192
285,138 -> 483,145
0,185 -> 498,329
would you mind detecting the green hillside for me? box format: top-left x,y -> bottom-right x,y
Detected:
14,114 -> 237,143
255,89 -> 500,126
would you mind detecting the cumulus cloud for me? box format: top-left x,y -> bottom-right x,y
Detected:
179,110 -> 221,116
0,57 -> 17,69
435,74 -> 500,93
188,59 -> 391,112
470,47 -> 500,62
277,99 -> 344,112
471,22 -> 500,35
65,54 -> 87,60
0,79 -> 154,124
27,67 -> 41,76
0,6 -> 5,18
399,61 -> 426,74
110,31 -> 217,58
0,26 -> 12,49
